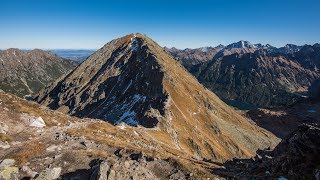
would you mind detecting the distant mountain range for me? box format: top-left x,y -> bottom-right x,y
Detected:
166,41 -> 320,109
0,48 -> 78,97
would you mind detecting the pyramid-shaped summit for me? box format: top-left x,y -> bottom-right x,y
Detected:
36,33 -> 170,127
35,33 -> 278,161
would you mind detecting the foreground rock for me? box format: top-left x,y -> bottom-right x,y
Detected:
64,150 -> 189,180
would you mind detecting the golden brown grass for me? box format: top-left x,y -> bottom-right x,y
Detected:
8,141 -> 45,165
0,133 -> 13,142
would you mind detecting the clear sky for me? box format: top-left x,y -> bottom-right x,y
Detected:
1,0 -> 320,49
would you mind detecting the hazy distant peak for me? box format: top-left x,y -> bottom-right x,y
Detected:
226,40 -> 256,49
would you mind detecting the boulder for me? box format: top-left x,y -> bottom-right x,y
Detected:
0,141 -> 10,149
29,117 -> 46,128
0,166 -> 19,180
36,167 -> 61,180
0,159 -> 15,168
21,166 -> 38,178
0,123 -> 9,134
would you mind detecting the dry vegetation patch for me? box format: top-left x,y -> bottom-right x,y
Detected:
8,141 -> 45,165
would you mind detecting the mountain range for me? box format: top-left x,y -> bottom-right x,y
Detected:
0,34 -> 319,179
166,41 -> 320,109
0,49 -> 78,97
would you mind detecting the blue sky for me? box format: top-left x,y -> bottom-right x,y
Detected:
1,0 -> 320,49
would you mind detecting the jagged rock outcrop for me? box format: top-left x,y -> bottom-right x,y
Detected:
35,33 -> 279,162
214,124 -> 320,179
168,43 -> 320,109
0,49 -> 78,97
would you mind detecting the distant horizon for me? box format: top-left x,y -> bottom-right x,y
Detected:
0,37 -> 319,51
1,0 -> 320,49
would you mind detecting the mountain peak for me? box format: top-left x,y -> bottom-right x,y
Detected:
2,48 -> 25,57
215,44 -> 225,49
36,33 -> 171,127
226,40 -> 256,49
35,34 -> 277,161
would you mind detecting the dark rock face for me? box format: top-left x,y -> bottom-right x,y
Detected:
0,48 -> 78,97
168,43 -> 320,109
269,124 -> 320,178
214,124 -> 320,179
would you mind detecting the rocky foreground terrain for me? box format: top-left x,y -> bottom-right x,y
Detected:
1,90 -> 319,179
167,42 -> 320,109
0,49 -> 78,97
0,91 -> 218,179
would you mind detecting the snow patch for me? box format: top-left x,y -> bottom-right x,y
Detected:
133,94 -> 146,102
278,176 -> 288,180
126,117 -> 138,126
119,111 -> 136,121
116,94 -> 146,125
118,123 -> 126,130
308,109 -> 316,113
122,80 -> 132,94
133,130 -> 139,136
241,41 -> 245,48
131,34 -> 139,52
200,47 -> 209,52
265,155 -> 273,159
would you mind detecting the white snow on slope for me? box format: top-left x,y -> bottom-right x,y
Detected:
131,34 -> 139,52
122,80 -> 132,94
116,94 -> 147,125
200,47 -> 208,52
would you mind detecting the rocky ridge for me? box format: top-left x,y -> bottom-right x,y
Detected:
0,49 -> 78,97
